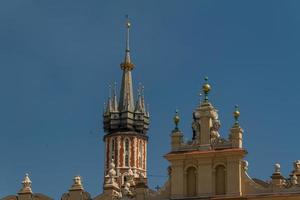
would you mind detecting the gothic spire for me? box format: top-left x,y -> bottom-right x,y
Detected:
105,85 -> 113,113
112,82 -> 118,112
135,84 -> 143,113
119,15 -> 135,111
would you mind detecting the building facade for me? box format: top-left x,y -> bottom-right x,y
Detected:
2,18 -> 300,200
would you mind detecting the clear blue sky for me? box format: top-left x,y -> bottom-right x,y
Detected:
1,0 -> 300,199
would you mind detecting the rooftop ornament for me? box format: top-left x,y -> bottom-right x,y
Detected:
202,76 -> 211,102
173,109 -> 180,131
233,105 -> 240,126
19,173 -> 32,194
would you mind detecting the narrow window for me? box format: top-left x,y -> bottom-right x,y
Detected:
215,165 -> 226,195
125,138 -> 130,167
111,138 -> 115,161
138,141 -> 143,168
186,167 -> 197,197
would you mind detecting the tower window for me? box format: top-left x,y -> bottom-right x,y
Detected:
124,138 -> 130,167
139,141 -> 143,168
111,139 -> 115,160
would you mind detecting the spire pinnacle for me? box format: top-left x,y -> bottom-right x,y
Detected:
120,15 -> 134,70
112,82 -> 118,112
105,85 -> 113,113
135,85 -> 143,112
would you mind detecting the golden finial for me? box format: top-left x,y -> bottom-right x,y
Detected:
173,109 -> 180,130
233,105 -> 240,125
202,77 -> 211,101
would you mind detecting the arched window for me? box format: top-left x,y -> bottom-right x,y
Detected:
215,165 -> 226,195
111,138 -> 115,161
138,141 -> 143,168
124,138 -> 130,167
186,167 -> 197,197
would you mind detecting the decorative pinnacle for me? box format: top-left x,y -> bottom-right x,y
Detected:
19,173 -> 32,194
108,84 -> 112,98
113,82 -> 117,96
202,76 -> 211,102
70,175 -> 84,191
233,105 -> 240,125
173,109 -> 180,130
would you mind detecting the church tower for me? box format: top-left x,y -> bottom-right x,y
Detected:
102,17 -> 150,190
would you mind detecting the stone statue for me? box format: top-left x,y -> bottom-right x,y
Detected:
291,174 -> 298,186
74,176 -> 82,185
70,175 -> 84,190
105,160 -> 117,184
124,169 -> 135,187
242,160 -> 249,171
192,121 -> 200,141
210,119 -> 220,144
123,182 -> 133,196
294,160 -> 300,173
122,169 -> 135,198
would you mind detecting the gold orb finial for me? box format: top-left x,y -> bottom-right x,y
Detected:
233,105 -> 240,125
202,76 -> 211,101
173,109 -> 180,130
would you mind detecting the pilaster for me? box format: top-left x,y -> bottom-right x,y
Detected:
170,161 -> 184,199
197,159 -> 213,196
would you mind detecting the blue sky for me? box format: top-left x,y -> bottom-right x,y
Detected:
1,0 -> 300,199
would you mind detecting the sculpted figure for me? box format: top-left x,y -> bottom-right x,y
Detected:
192,121 -> 200,141
74,176 -> 82,185
210,119 -> 220,144
294,160 -> 300,172
291,174 -> 298,185
124,169 -> 135,186
122,182 -> 134,198
105,160 -> 117,184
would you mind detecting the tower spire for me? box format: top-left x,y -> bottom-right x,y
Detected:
119,15 -> 135,111
120,15 -> 134,70
102,17 -> 150,190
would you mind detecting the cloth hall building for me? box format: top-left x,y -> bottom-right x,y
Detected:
2,18 -> 300,200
